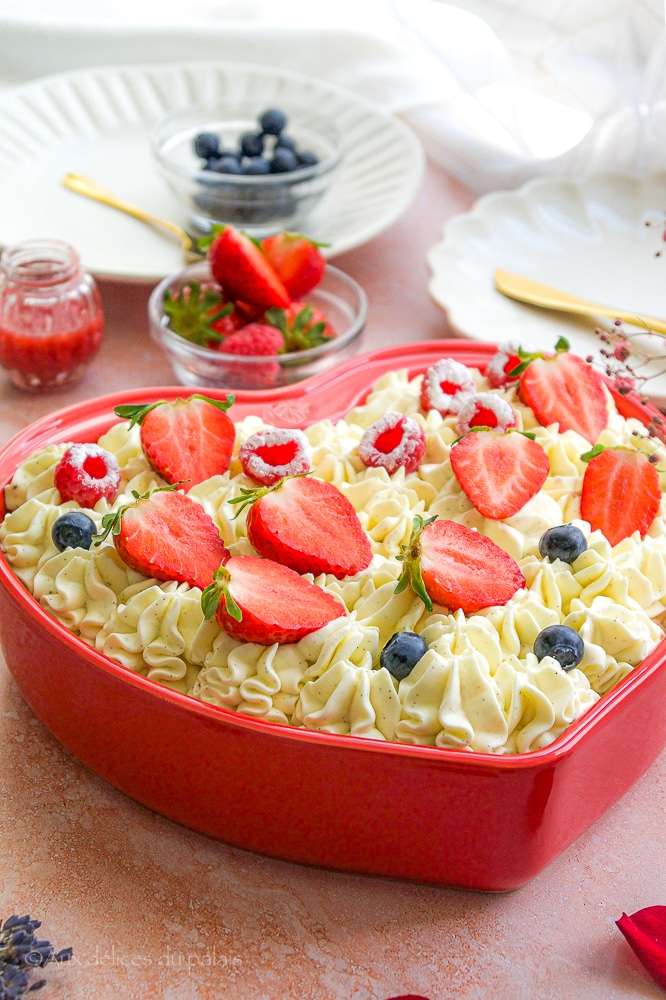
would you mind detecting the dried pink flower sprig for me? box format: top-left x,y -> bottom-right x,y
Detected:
585,322 -> 666,441
645,213 -> 666,257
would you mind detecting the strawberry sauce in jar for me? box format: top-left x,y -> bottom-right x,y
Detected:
0,239 -> 104,391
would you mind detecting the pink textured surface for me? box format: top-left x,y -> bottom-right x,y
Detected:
1,161 -> 665,999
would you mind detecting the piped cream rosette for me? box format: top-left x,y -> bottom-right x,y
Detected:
2,366 -> 666,754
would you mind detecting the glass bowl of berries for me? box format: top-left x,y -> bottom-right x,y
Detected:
151,99 -> 343,238
148,226 -> 367,390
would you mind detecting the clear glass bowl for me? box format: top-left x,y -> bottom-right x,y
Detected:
148,260 -> 367,390
151,98 -> 343,238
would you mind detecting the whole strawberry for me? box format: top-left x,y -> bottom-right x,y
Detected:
396,515 -> 525,614
260,232 -> 327,299
98,487 -> 229,590
231,474 -> 372,579
202,225 -> 290,311
115,394 -> 235,490
580,444 -> 661,546
202,554 -> 345,644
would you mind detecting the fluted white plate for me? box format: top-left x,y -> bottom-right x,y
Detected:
429,172 -> 666,397
0,61 -> 424,283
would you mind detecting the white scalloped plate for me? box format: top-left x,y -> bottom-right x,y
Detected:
429,172 -> 666,397
0,61 -> 424,283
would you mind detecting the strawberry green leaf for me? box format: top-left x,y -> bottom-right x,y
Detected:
197,225 -> 226,254
507,338 -> 571,378
263,305 -> 331,352
228,484 -> 272,517
580,443 -> 606,463
279,231 -> 330,249
115,393 -> 234,428
201,567 -> 242,622
190,392 -> 235,414
394,514 -> 438,614
228,472 -> 309,517
114,401 -> 168,428
93,484 -> 184,544
162,279 -> 235,347
263,307 -> 289,338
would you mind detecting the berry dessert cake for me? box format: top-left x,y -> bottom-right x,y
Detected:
2,342 -> 666,755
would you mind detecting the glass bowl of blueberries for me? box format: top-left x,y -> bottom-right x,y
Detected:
151,100 -> 343,238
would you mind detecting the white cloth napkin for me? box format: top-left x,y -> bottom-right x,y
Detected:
0,0 -> 663,194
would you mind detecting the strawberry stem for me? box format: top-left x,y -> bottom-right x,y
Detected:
201,566 -> 242,622
115,393 -> 235,428
162,279 -> 234,347
580,443 -> 606,463
228,473 -> 310,517
395,514 -> 438,614
506,337 -> 571,378
263,305 -> 331,352
94,483 -> 184,544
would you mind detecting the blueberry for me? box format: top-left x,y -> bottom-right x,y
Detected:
208,155 -> 243,175
270,148 -> 299,173
275,135 -> 297,153
193,132 -> 220,160
52,511 -> 97,551
538,525 -> 587,564
242,156 -> 271,175
240,131 -> 265,158
297,150 -> 319,168
534,625 -> 584,671
259,108 -> 287,136
380,631 -> 428,681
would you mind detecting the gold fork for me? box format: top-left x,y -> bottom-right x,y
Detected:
494,269 -> 666,336
62,173 -> 203,264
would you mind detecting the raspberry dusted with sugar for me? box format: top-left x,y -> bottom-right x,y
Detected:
486,342 -> 522,388
239,428 -> 312,486
358,412 -> 426,475
54,443 -> 121,508
456,393 -> 517,435
420,358 -> 475,415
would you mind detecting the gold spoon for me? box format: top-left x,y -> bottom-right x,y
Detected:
61,173 -> 204,264
494,268 -> 666,337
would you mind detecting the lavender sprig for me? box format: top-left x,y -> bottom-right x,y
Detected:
0,916 -> 72,998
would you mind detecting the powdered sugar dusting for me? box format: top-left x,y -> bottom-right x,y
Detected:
239,428 -> 312,486
420,358 -> 475,414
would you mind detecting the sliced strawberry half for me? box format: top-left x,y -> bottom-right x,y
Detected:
580,445 -> 661,546
203,225 -> 290,311
450,429 -> 550,519
518,349 -> 608,443
99,487 -> 229,590
396,516 -> 525,614
203,555 -> 345,644
233,475 -> 372,579
115,394 -> 235,490
260,232 -> 327,299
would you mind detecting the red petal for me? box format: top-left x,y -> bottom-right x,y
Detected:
385,996 -> 432,999
617,906 -> 666,988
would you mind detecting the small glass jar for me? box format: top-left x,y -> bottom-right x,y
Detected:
0,239 -> 104,392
